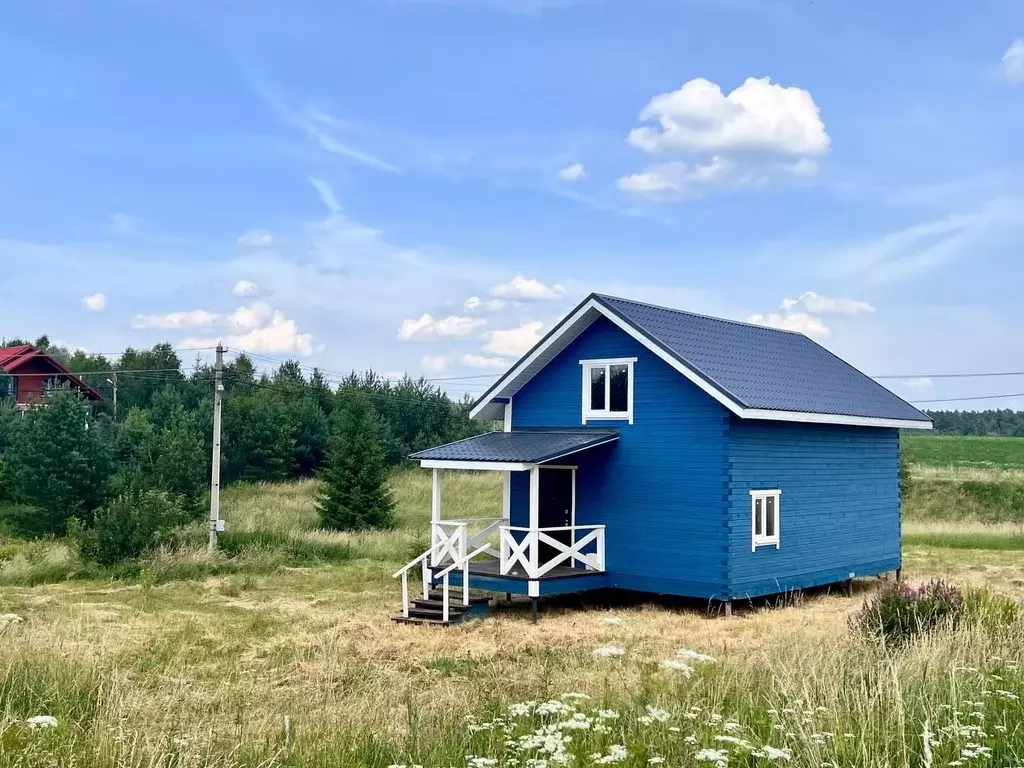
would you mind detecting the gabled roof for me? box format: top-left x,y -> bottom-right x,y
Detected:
470,293 -> 931,430
0,345 -> 104,401
410,430 -> 619,467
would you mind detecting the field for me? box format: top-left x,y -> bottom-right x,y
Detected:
4,438 -> 1024,766
903,433 -> 1024,469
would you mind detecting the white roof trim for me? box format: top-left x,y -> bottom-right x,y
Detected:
418,459 -> 534,471
470,296 -> 933,430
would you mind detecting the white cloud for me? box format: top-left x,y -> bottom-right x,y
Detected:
1002,39 -> 1024,83
461,353 -> 508,369
299,110 -> 400,173
620,77 -> 828,202
131,309 -> 219,329
182,308 -> 314,356
491,276 -> 566,301
309,176 -> 342,214
464,296 -> 506,312
81,293 -> 107,312
617,156 -> 775,200
780,291 -> 875,316
421,354 -> 450,374
628,77 -> 829,157
398,313 -> 485,340
484,321 -> 545,357
557,163 -> 587,181
229,301 -> 275,331
237,230 -> 274,249
902,377 -> 933,389
745,311 -> 830,338
823,197 -> 1024,284
233,279 -> 259,297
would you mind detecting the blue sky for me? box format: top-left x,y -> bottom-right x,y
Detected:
2,0 -> 1024,407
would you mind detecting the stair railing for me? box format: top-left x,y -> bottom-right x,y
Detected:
392,541 -> 449,619
434,544 -> 493,622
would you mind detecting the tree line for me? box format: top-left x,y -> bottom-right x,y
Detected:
0,339 -> 487,562
924,409 -> 1024,437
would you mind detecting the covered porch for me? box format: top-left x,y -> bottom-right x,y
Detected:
393,430 -> 618,620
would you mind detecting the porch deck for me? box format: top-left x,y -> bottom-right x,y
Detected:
432,559 -> 600,581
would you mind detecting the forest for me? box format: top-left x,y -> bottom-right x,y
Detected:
0,338 -> 486,560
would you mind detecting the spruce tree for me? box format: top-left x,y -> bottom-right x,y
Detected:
317,390 -> 395,531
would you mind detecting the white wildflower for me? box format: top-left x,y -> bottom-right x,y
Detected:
0,613 -> 24,630
684,735 -> 698,745
25,715 -> 58,730
995,690 -> 1019,701
594,745 -> 628,764
661,659 -> 695,675
648,758 -> 665,764
468,758 -> 498,768
676,648 -> 716,664
722,721 -> 742,733
510,702 -> 536,717
536,700 -> 572,717
597,710 -> 619,720
668,726 -> 681,733
561,693 -> 591,701
759,746 -> 792,761
599,616 -> 622,626
594,645 -> 625,658
559,713 -> 591,731
695,748 -> 728,766
645,706 -> 671,723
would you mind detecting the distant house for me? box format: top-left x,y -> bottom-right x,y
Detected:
0,345 -> 103,407
394,293 -> 932,625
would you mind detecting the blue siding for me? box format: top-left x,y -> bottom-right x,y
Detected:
725,419 -> 901,598
511,316 -> 731,599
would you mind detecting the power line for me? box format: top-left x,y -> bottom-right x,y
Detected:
911,392 -> 1024,405
874,371 -> 1024,380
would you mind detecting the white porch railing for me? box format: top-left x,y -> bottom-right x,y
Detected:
395,522 -> 606,619
431,518 -> 504,567
500,525 -> 605,578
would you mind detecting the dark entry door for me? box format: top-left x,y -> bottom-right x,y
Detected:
538,468 -> 573,566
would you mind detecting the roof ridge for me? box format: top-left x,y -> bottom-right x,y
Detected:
593,293 -> 805,336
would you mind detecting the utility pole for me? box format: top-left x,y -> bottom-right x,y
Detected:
106,372 -> 118,421
208,344 -> 225,552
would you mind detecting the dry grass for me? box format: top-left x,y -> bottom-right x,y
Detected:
911,464 -> 1024,483
3,472 -> 1024,765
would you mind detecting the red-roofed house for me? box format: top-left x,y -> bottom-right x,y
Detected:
0,345 -> 103,407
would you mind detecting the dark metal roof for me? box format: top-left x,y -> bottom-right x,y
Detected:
410,430 -> 619,464
595,294 -> 930,423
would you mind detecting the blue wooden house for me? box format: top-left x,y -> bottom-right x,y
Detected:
393,293 -> 931,624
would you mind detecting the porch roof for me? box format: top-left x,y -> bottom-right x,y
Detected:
410,430 -> 618,467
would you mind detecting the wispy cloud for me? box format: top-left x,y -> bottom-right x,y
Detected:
821,197 -> 1024,284
241,70 -> 400,173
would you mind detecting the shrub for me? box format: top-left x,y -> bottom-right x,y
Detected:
74,490 -> 192,566
852,579 -> 965,647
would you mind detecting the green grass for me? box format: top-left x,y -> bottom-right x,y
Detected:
903,433 -> 1024,468
903,531 -> 1024,550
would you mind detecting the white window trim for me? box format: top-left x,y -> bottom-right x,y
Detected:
750,489 -> 781,551
580,357 -> 636,425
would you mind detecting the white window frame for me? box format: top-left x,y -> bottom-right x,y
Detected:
580,357 -> 636,425
750,489 -> 781,551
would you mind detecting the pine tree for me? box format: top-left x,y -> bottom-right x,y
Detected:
317,390 -> 395,531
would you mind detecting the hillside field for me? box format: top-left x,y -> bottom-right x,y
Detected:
3,459 -> 1024,766
902,432 -> 1024,468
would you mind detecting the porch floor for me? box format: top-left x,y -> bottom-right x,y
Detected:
433,559 -> 602,581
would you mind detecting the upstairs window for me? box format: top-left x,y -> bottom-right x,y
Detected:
580,357 -> 635,424
750,490 -> 781,550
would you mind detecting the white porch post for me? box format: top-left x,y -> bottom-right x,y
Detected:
528,465 -> 540,578
430,468 -> 442,566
